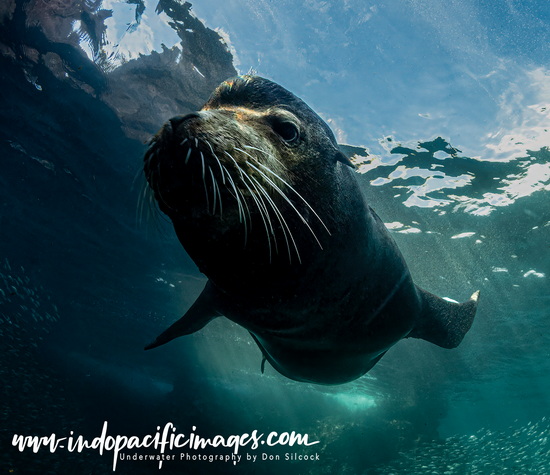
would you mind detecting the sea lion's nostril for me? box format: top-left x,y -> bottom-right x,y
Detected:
169,112 -> 201,130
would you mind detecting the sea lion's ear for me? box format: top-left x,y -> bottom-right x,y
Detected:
337,144 -> 371,169
335,149 -> 357,169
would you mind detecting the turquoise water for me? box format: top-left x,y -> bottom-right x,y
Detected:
1,1 -> 549,473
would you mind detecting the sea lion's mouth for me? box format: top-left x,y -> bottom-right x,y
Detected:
143,113 -> 227,217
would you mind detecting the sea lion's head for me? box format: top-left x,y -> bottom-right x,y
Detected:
144,76 -> 355,283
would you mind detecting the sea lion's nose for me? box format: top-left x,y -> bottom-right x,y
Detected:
169,112 -> 201,130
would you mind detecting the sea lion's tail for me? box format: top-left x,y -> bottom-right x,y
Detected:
410,288 -> 480,349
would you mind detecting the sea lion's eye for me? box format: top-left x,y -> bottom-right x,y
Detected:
269,118 -> 300,145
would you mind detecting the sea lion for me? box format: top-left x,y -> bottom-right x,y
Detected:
143,75 -> 479,385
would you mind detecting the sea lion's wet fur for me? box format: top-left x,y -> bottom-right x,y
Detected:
143,75 -> 478,385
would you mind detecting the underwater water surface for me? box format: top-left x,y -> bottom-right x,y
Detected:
1,0 -> 549,473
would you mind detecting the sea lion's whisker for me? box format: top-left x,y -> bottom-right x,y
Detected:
136,185 -> 144,226
154,171 -> 176,213
242,145 -> 287,169
180,138 -> 188,146
242,145 -> 265,153
242,169 -> 278,257
209,166 -> 223,218
136,174 -> 152,227
200,151 -> 210,211
223,152 -> 253,223
185,147 -> 192,164
239,173 -> 273,261
223,176 -> 248,247
234,147 -> 260,164
133,162 -> 146,186
222,165 -> 244,222
257,162 -> 331,235
205,140 -> 226,185
223,165 -> 251,247
246,161 -> 324,250
246,176 -> 276,237
227,151 -> 273,260
138,181 -> 155,227
224,164 -> 252,228
221,178 -> 246,245
251,175 -> 300,264
216,179 -> 223,219
251,176 -> 288,260
135,177 -> 146,218
144,187 -> 156,223
208,166 -> 217,215
141,182 -> 170,230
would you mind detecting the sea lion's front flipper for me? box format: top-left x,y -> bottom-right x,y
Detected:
144,281 -> 221,350
410,288 -> 480,349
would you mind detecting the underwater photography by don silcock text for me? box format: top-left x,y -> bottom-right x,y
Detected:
1,0 -> 549,474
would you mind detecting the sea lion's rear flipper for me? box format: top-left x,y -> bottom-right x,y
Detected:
410,288 -> 480,349
144,281 -> 220,350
